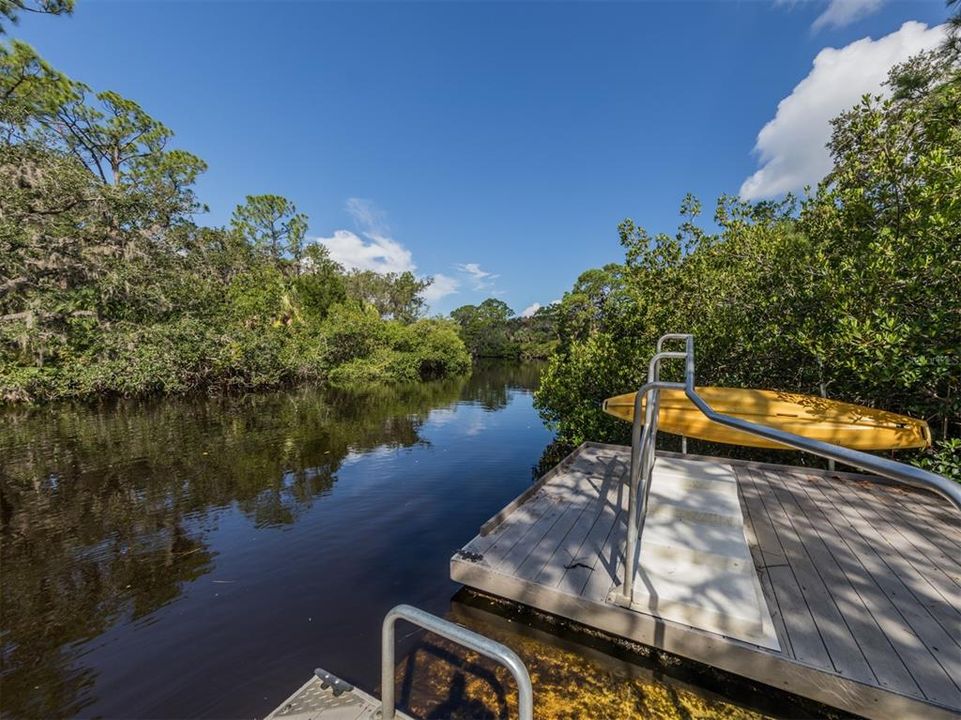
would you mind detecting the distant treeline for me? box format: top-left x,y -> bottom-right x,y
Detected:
450,299 -> 558,360
534,46 -> 961,478
0,33 -> 470,401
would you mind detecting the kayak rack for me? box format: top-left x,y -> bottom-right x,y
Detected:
618,332 -> 961,603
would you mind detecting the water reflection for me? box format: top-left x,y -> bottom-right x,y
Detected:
1,364 -> 538,718
0,360 -> 778,720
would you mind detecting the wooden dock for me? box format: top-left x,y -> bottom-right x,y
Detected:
450,442 -> 961,720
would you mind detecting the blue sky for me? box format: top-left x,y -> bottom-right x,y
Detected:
16,1 -> 951,315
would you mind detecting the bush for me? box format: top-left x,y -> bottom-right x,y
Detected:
328,318 -> 470,386
0,44 -> 472,404
535,52 -> 960,482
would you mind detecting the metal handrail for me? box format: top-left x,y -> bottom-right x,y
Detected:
618,333 -> 960,604
381,604 -> 533,720
680,335 -> 961,511
622,380 -> 684,600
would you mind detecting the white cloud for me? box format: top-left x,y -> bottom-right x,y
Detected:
315,229 -> 415,274
421,273 -> 459,304
311,200 -> 475,311
344,197 -> 388,235
315,199 -> 414,273
455,262 -> 500,290
740,21 -> 946,201
813,0 -> 884,31
520,303 -> 541,318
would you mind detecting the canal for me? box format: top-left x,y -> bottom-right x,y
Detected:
1,362 -> 805,719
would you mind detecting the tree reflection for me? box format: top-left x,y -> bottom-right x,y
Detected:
3,361 -> 548,718
461,359 -> 543,411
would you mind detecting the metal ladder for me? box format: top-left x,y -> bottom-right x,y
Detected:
381,604 -> 533,720
272,605 -> 533,720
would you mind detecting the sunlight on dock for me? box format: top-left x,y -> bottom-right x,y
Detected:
451,442 -> 961,720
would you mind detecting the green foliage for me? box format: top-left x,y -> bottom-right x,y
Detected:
294,244 -> 347,320
535,51 -> 960,480
0,40 -> 469,402
913,439 -> 961,478
342,269 -> 430,322
451,299 -> 515,356
326,311 -> 470,385
231,194 -> 307,263
0,0 -> 72,34
451,298 -> 558,359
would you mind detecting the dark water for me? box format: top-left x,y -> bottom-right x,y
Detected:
1,362 -> 786,719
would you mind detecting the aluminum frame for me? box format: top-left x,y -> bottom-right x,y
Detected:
618,333 -> 961,603
381,604 -> 533,720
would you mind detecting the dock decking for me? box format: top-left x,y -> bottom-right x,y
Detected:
265,671 -> 413,720
450,442 -> 961,720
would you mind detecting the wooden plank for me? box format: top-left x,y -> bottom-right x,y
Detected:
464,454 -> 603,557
452,446 -> 961,720
492,494 -> 568,573
840,478 -> 961,582
734,467 -> 788,568
740,468 -> 830,668
481,491 -> 561,566
863,483 -> 961,537
534,466 -> 625,589
812,477 -> 961,667
556,483 -> 625,599
580,486 -> 629,603
849,477 -> 961,560
491,470 -> 601,575
464,478 -> 582,558
767,472 -> 925,694
478,442 -> 588,536
513,499 -> 588,580
511,468 -> 616,581
736,471 -> 793,658
798,476 -> 961,707
494,457 -> 624,574
463,513 -> 516,555
760,471 -> 878,683
808,473 -> 961,638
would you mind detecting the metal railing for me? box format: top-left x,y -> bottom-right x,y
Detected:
618,333 -> 961,604
381,604 -> 533,720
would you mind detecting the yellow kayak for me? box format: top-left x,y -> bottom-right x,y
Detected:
601,387 -> 931,450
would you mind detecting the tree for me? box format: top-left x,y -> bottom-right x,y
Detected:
944,0 -> 961,63
508,303 -> 559,359
450,299 -> 516,357
230,194 -> 308,265
1,37 -> 472,401
799,48 -> 961,439
1,43 -> 206,205
0,0 -> 72,34
294,244 -> 346,320
1,41 -> 208,369
535,49 -> 960,478
342,269 -> 429,322
553,264 -> 625,348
